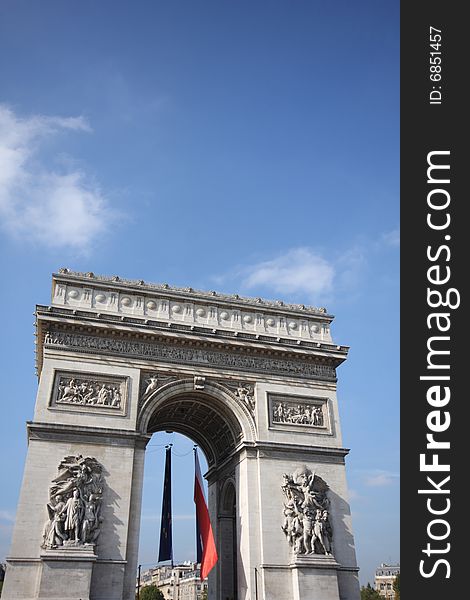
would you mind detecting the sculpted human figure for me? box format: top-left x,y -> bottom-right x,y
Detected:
302,507 -> 317,554
321,510 -> 333,554
64,489 -> 84,542
82,494 -> 100,543
143,375 -> 159,398
61,378 -> 78,402
292,510 -> 304,554
111,387 -> 121,407
314,406 -> 324,426
274,402 -> 284,422
42,495 -> 67,549
313,509 -> 332,555
83,384 -> 97,404
97,384 -> 109,405
281,500 -> 298,545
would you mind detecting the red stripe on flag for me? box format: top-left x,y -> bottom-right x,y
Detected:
194,451 -> 218,580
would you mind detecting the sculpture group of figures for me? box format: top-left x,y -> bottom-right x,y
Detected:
234,383 -> 255,413
281,467 -> 333,556
273,401 -> 324,426
41,455 -> 104,550
57,376 -> 122,409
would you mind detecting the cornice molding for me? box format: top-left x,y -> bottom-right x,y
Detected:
35,305 -> 348,356
27,421 -> 152,449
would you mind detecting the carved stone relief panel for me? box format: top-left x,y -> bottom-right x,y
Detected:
50,371 -> 128,416
138,371 -> 181,411
218,380 -> 256,417
268,393 -> 330,433
281,466 -> 333,556
41,455 -> 104,552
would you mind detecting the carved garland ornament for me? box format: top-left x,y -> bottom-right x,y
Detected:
41,455 -> 104,551
281,466 -> 333,556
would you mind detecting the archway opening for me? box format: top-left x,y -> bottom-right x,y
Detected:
138,390 -> 243,600
219,480 -> 237,600
146,391 -> 244,467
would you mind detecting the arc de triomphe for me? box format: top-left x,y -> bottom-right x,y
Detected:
2,269 -> 360,600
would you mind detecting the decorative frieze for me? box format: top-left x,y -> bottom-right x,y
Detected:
281,466 -> 333,556
50,371 -> 127,415
45,330 -> 337,381
268,394 -> 329,432
42,455 -> 104,551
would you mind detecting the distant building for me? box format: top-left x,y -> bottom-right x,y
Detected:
374,563 -> 400,599
179,567 -> 207,600
138,563 -> 207,600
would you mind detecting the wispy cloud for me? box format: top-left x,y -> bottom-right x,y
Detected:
0,104 -> 116,251
363,470 -> 399,487
213,226 -> 398,304
217,246 -> 364,303
242,248 -> 335,300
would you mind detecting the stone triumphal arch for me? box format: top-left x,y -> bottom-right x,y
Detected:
3,270 -> 360,600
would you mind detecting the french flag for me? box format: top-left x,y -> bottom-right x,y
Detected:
194,448 -> 218,580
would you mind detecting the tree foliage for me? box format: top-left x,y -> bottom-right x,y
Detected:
360,583 -> 383,600
138,585 -> 164,600
393,573 -> 400,599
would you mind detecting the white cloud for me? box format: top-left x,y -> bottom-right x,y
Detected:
242,248 -> 335,300
220,228 -> 397,304
0,104 -> 114,250
363,470 -> 399,487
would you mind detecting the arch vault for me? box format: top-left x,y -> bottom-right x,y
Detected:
2,270 -> 360,600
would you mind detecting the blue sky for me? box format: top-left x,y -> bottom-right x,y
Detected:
0,0 -> 399,586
